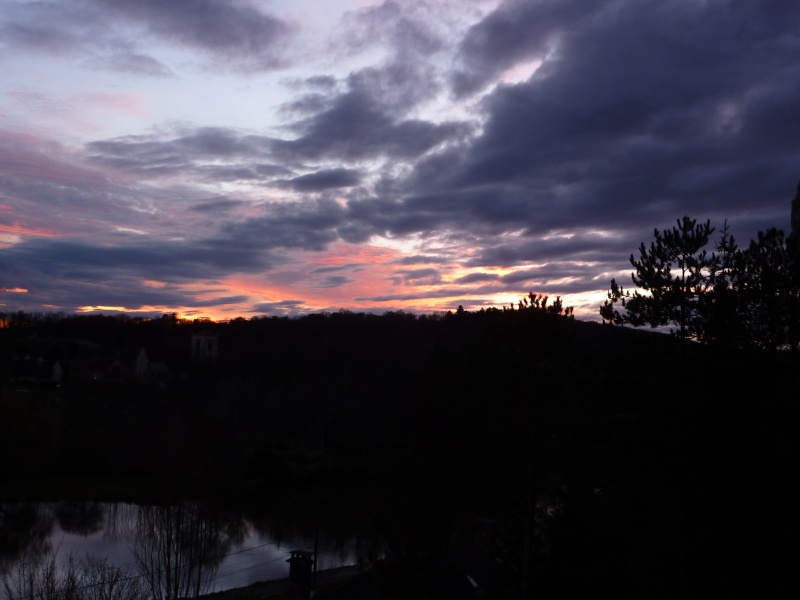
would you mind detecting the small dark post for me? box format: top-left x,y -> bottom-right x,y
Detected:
287,550 -> 315,600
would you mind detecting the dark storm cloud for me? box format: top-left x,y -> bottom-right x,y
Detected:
300,75 -> 338,91
0,21 -> 79,55
85,60 -> 464,180
86,124 -> 397,186
0,237 -> 271,285
0,138 -> 172,237
197,164 -> 292,184
278,77 -> 339,117
250,300 -> 307,316
348,62 -> 441,113
375,0 -> 800,253
465,231 -> 641,268
0,235 -> 274,312
86,128 -> 284,180
357,272 -> 592,304
271,2 -> 468,164
310,264 -> 359,274
87,0 -> 291,70
0,281 -> 213,314
452,0 -> 588,96
356,288 -> 477,303
341,185 -> 554,243
91,128 -> 271,161
0,1 -> 96,55
336,1 -> 449,110
499,265 -> 589,287
340,1 -> 444,62
283,168 -> 362,191
278,94 -> 332,118
316,275 -> 355,288
7,0 -> 800,317
453,272 -> 499,285
323,2 -> 451,119
390,268 -> 441,286
0,0 -> 291,76
272,88 -> 469,162
390,255 -> 452,266
188,198 -> 246,213
216,199 -> 346,252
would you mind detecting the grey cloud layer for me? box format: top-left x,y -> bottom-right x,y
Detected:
4,0 -> 800,315
443,0 -> 800,233
89,0 -> 290,70
87,80 -> 469,177
0,0 -> 291,74
284,169 -> 362,192
0,237 -> 266,312
272,88 -> 470,162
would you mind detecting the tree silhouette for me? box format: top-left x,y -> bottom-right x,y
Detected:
517,292 -> 574,317
701,220 -> 741,346
602,216 -> 714,340
132,503 -> 242,600
735,228 -> 799,351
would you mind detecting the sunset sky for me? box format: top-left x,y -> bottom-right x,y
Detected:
1,0 -> 799,320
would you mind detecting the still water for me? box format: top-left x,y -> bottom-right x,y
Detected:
0,500 -> 368,596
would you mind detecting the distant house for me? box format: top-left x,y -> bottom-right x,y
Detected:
135,347 -> 170,381
191,331 -> 219,362
52,360 -> 64,385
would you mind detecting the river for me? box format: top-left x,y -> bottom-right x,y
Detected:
0,499 -> 374,597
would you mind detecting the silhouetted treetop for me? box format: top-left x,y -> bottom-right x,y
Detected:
602,184 -> 800,352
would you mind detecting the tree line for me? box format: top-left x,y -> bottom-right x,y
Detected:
600,191 -> 800,351
2,284 -> 796,596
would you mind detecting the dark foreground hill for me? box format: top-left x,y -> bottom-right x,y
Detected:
1,309 -> 798,597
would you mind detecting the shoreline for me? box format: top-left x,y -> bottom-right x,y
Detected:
201,564 -> 362,600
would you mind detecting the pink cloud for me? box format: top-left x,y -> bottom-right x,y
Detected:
0,130 -> 162,241
0,130 -> 113,188
79,90 -> 152,119
5,89 -> 151,136
0,223 -> 55,237
309,242 -> 400,268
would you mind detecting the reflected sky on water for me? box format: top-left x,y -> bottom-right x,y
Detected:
2,501 -> 361,594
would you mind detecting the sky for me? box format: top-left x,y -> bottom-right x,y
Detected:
1,0 -> 799,320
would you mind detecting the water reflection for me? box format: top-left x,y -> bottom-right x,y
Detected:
54,502 -> 104,537
1,500 -> 362,598
0,503 -> 54,575
132,503 -> 245,599
3,550 -> 148,600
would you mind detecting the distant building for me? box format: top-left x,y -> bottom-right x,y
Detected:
191,331 -> 219,362
52,360 -> 64,385
135,347 -> 149,379
135,347 -> 170,381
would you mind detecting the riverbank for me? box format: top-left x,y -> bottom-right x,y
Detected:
202,565 -> 362,599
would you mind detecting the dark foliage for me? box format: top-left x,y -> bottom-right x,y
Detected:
602,209 -> 800,352
1,297 -> 797,598
601,216 -> 714,340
